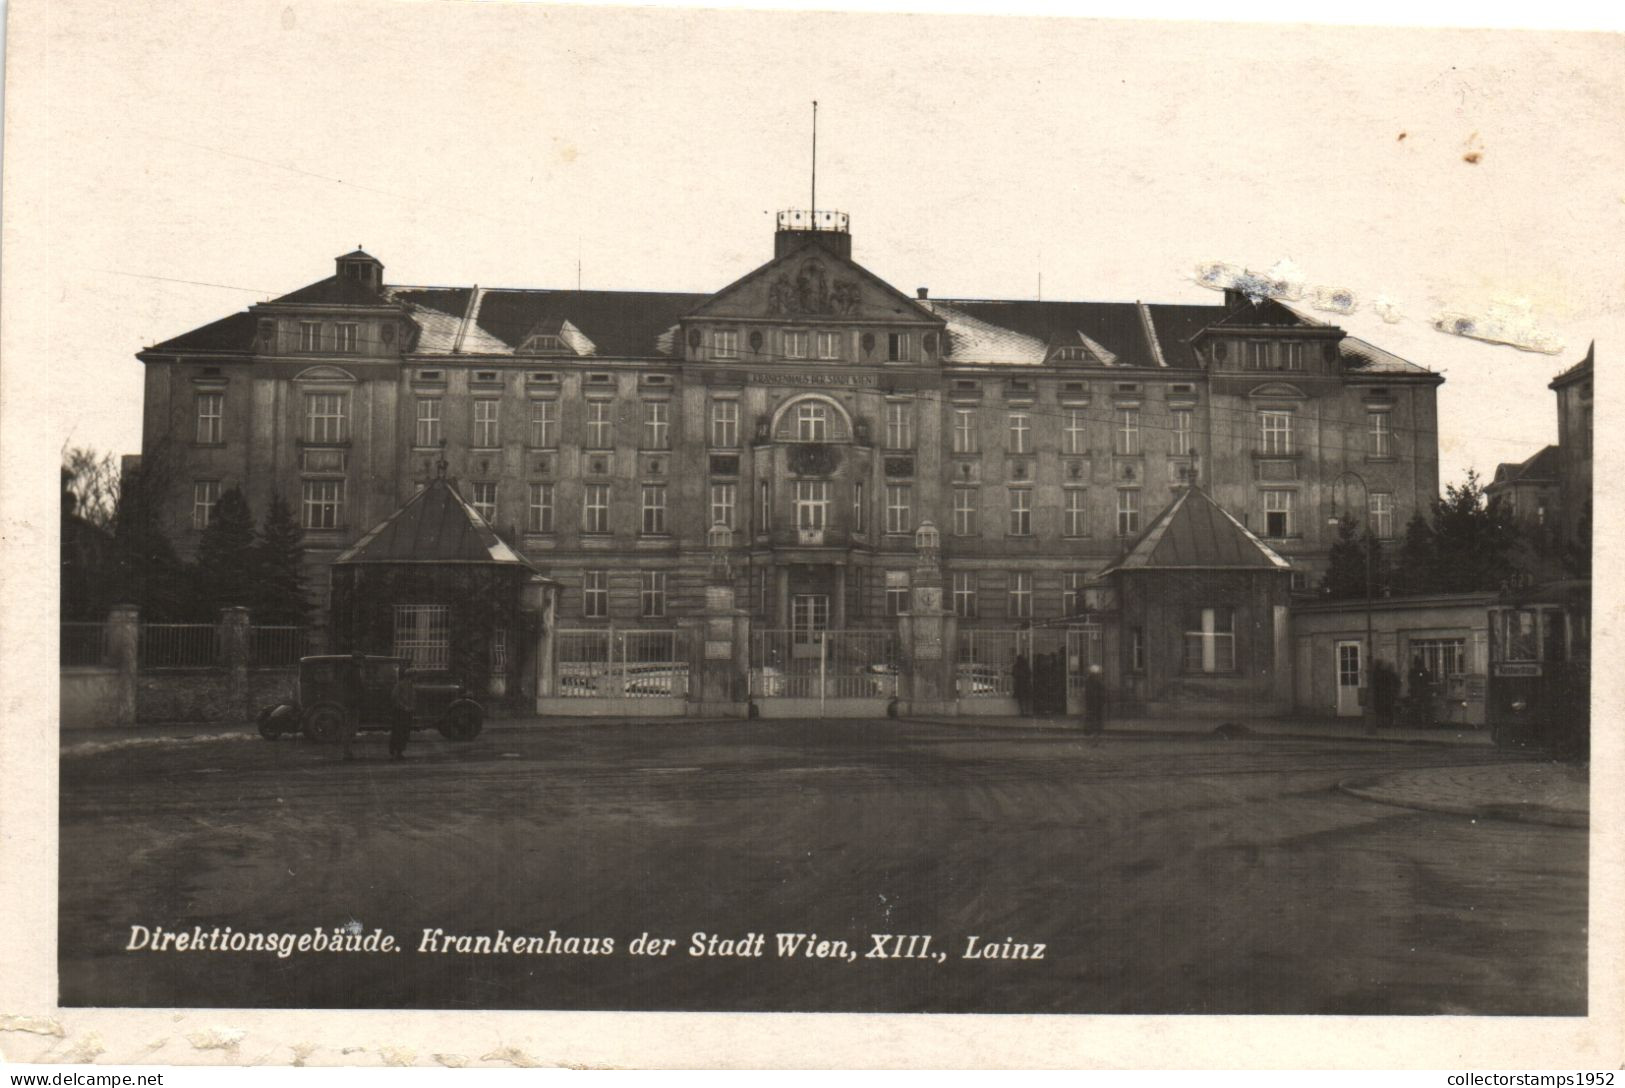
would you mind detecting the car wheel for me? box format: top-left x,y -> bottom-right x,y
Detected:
302,702 -> 349,744
438,701 -> 483,742
257,710 -> 280,741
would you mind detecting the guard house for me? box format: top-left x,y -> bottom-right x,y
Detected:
1102,487 -> 1293,717
329,475 -> 558,706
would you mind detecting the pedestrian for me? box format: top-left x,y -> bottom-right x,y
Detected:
1012,653 -> 1033,717
389,666 -> 416,759
1083,664 -> 1106,735
339,651 -> 366,760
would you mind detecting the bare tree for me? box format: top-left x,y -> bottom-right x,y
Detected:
61,446 -> 123,531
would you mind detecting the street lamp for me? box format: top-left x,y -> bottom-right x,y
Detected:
1327,470 -> 1377,735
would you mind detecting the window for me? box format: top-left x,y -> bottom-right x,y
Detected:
816,330 -> 842,360
1116,409 -> 1140,455
1063,573 -> 1088,616
472,400 -> 500,448
393,605 -> 449,669
469,481 -> 498,523
1064,489 -> 1089,537
1246,340 -> 1270,369
886,570 -> 911,616
1260,411 -> 1293,455
952,409 -> 978,454
853,481 -> 865,533
582,484 -> 610,533
1412,637 -> 1467,679
953,487 -> 978,536
490,629 -> 508,675
334,323 -> 359,353
301,479 -> 344,529
298,322 -> 321,352
1370,492 -> 1394,540
711,400 -> 738,448
885,485 -> 912,534
642,401 -> 669,449
304,392 -> 348,443
783,330 -> 809,359
1171,408 -> 1193,455
1183,607 -> 1236,673
795,481 -> 830,530
1130,627 -> 1146,673
795,402 -> 829,441
758,481 -> 771,531
528,483 -> 555,533
887,333 -> 911,362
1064,410 -> 1087,455
195,393 -> 223,444
1368,411 -> 1392,458
641,485 -> 667,535
952,573 -> 978,619
1117,489 -> 1140,537
1281,341 -> 1304,370
582,571 -> 608,618
885,403 -> 913,450
415,398 -> 441,447
1262,490 -> 1294,537
710,483 -> 737,530
1008,413 -> 1031,454
712,329 -> 739,360
191,481 -> 220,530
1008,572 -> 1032,619
529,400 -> 558,448
586,401 -> 613,449
1008,488 -> 1032,536
641,572 -> 667,618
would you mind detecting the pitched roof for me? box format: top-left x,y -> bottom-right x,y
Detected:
333,477 -> 534,566
1103,487 -> 1290,574
935,299 -> 1176,367
267,274 -> 392,307
1489,445 -> 1560,488
147,311 -> 258,353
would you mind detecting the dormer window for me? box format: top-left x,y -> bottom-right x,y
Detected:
1054,346 -> 1092,362
521,333 -> 569,354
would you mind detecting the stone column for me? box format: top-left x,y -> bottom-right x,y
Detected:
901,522 -> 956,716
691,531 -> 749,717
776,566 -> 790,630
107,604 -> 139,729
220,606 -> 252,723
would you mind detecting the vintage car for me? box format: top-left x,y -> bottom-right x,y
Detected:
257,654 -> 485,743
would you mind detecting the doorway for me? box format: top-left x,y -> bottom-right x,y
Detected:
1335,639 -> 1364,717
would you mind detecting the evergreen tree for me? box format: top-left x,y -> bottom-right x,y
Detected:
1388,511 -> 1438,597
195,486 -> 257,613
1321,516 -> 1372,599
109,456 -> 191,621
254,491 -> 310,625
1429,470 -> 1519,592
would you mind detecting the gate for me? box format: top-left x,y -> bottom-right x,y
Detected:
750,628 -> 899,715
550,627 -> 690,707
1065,624 -> 1105,711
957,626 -> 1097,713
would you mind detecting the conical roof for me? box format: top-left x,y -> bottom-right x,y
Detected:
1103,487 -> 1290,574
334,478 -> 534,567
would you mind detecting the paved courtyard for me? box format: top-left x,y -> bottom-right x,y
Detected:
58,719 -> 1587,1014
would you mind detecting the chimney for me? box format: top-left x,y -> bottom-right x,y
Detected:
916,287 -> 929,300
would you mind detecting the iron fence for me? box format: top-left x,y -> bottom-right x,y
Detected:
749,629 -> 899,699
139,624 -> 221,670
61,623 -> 109,667
250,626 -> 309,668
554,627 -> 688,698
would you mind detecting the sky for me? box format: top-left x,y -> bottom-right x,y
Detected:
20,0 -> 1625,488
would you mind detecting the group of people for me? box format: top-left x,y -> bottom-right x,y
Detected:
1011,653 -> 1107,734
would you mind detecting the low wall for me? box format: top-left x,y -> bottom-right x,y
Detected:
61,668 -> 124,731
534,696 -> 687,718
135,668 -> 298,725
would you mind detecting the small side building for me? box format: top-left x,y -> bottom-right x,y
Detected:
329,475 -> 558,707
1103,487 -> 1293,718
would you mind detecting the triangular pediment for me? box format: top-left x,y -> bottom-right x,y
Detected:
689,241 -> 941,325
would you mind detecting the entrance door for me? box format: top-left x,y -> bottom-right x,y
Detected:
791,594 -> 830,659
1335,640 -> 1363,717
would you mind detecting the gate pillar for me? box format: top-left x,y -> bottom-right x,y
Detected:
690,527 -> 749,717
900,521 -> 956,716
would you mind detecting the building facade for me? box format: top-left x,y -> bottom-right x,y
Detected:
137,214 -> 1443,679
